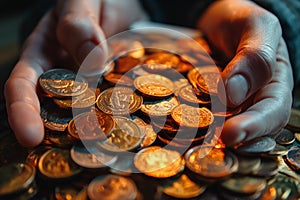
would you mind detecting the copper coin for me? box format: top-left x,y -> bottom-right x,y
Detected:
39,68 -> 88,98
184,146 -> 238,179
134,74 -> 174,98
38,148 -> 82,179
235,136 -> 276,154
286,147 -> 300,172
132,117 -> 157,148
68,111 -> 114,142
287,108 -> 300,131
275,128 -> 295,145
114,55 -> 140,74
178,85 -> 210,105
171,104 -> 214,128
53,87 -> 96,109
134,146 -> 184,178
104,73 -> 133,86
143,52 -> 180,71
96,87 -> 143,115
141,96 -> 179,117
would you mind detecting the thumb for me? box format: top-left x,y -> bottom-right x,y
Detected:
56,0 -> 108,76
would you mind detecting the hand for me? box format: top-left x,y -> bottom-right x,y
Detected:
198,0 -> 293,146
4,0 -> 145,147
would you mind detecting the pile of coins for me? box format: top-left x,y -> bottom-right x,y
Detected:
0,30 -> 300,200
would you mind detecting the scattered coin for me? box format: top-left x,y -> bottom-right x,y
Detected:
134,146 -> 184,178
39,68 -> 88,98
178,85 -> 210,105
96,87 -> 143,115
143,52 -> 180,71
87,175 -> 138,200
114,55 -> 140,74
132,117 -> 157,148
236,156 -> 261,175
141,96 -> 179,117
275,128 -> 295,145
252,157 -> 279,177
235,136 -> 276,154
104,73 -> 133,86
285,147 -> 300,172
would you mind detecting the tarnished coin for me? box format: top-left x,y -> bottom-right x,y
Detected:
70,145 -> 117,169
178,85 -> 210,105
0,162 -> 35,197
87,175 -> 138,200
287,108 -> 300,131
220,176 -> 267,195
38,148 -> 82,179
285,147 -> 300,172
99,117 -> 142,152
184,146 -> 238,179
40,100 -> 73,132
96,87 -> 142,115
134,74 -> 174,98
39,68 -> 88,98
141,96 -> 179,117
162,174 -> 206,199
275,128 -> 295,145
104,73 -> 133,86
236,156 -> 261,175
114,55 -> 140,74
53,88 -> 96,109
171,104 -> 214,128
134,146 -> 185,178
68,111 -> 114,142
252,157 -> 279,177
132,117 -> 157,148
235,136 -> 276,154
143,52 -> 180,71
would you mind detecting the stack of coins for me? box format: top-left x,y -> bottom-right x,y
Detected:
1,30 -> 300,200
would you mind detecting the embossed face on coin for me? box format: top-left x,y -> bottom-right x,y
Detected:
39,68 -> 88,98
96,87 -> 143,115
134,74 -> 174,98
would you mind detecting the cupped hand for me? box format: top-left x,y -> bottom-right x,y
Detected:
4,0 -> 145,147
198,0 -> 293,146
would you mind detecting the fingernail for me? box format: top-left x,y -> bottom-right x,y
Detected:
226,74 -> 249,106
77,41 -> 107,76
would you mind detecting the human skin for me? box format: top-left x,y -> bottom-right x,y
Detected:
5,0 -> 293,147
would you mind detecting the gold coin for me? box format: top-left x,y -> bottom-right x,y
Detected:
171,104 -> 214,128
187,66 -> 221,95
286,147 -> 300,172
220,176 -> 266,195
134,74 -> 174,98
0,162 -> 36,196
96,87 -> 143,115
162,174 -> 206,199
39,68 -> 88,98
104,73 -> 133,86
68,111 -> 114,142
87,175 -> 138,200
53,88 -> 96,109
275,128 -> 295,145
287,108 -> 300,131
132,117 -> 157,148
134,146 -> 185,178
38,148 -> 82,179
173,78 -> 189,96
184,146 -> 238,179
178,85 -> 210,105
143,52 -> 180,71
114,55 -> 141,74
98,117 -> 142,152
234,136 -> 276,154
141,96 -> 179,117
173,61 -> 194,73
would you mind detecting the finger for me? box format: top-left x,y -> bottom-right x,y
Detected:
221,39 -> 293,146
5,12 -> 57,147
56,0 -> 108,76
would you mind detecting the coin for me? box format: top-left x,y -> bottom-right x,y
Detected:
99,117 -> 142,152
53,88 -> 96,109
171,104 -> 214,128
235,136 -> 276,154
259,186 -> 277,200
287,108 -> 300,132
0,162 -> 36,196
104,73 -> 133,86
68,111 -> 114,142
173,61 -> 194,74
87,175 -> 138,200
132,117 -> 157,148
162,174 -> 206,199
236,156 -> 261,175
46,130 -> 73,148
252,157 -> 279,177
177,85 -> 210,105
96,87 -> 143,115
220,176 -> 267,195
70,145 -> 117,168
110,154 -> 135,176
38,148 -> 82,179
134,74 -> 174,98
55,185 -> 79,200
173,78 -> 189,96
295,132 -> 300,143
285,147 -> 300,172
39,68 -> 88,98
114,55 -> 140,74
184,146 -> 238,179
263,144 -> 288,156
275,128 -> 295,145
187,66 -> 221,95
134,146 -> 185,178
141,96 -> 179,117
143,52 -> 180,71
